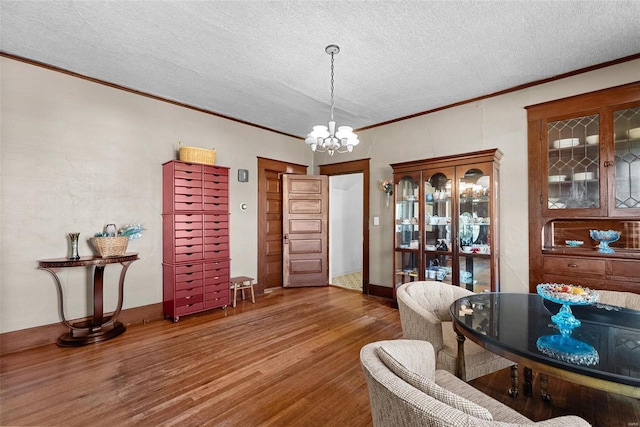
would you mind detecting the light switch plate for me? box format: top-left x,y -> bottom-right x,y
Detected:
238,169 -> 249,182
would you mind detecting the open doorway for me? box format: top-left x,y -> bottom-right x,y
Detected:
319,159 -> 370,294
329,174 -> 363,291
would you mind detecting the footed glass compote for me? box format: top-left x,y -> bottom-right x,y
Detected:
537,284 -> 599,336
589,229 -> 620,254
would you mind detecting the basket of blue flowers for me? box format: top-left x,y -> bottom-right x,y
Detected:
91,224 -> 144,257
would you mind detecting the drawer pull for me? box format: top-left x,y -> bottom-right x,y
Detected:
567,263 -> 578,267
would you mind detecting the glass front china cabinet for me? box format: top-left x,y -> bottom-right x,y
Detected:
527,82 -> 640,293
391,149 -> 502,301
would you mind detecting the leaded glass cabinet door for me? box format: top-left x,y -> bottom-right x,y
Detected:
458,165 -> 493,293
612,105 -> 640,215
423,168 -> 454,284
394,173 -> 421,291
546,113 -> 605,216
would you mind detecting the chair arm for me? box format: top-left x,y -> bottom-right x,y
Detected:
397,292 -> 444,352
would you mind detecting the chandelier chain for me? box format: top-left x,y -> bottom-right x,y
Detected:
304,44 -> 358,156
330,51 -> 335,121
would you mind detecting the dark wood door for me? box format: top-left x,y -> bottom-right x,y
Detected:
257,158 -> 307,293
264,169 -> 284,289
283,175 -> 328,287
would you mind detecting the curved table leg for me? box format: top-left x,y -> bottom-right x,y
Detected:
39,267 -> 76,330
40,260 -> 136,347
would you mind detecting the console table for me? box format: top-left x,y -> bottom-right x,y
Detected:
38,253 -> 139,347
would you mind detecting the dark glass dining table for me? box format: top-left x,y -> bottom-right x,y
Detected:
450,293 -> 640,398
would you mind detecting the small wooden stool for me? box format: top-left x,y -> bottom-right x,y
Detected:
230,276 -> 255,308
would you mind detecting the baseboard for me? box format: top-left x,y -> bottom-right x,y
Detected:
367,283 -> 394,300
0,303 -> 164,355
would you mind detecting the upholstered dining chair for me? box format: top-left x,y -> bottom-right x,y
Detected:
396,281 -> 515,383
360,339 -> 591,427
597,290 -> 640,310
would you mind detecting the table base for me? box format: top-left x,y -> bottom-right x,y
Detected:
57,321 -> 126,347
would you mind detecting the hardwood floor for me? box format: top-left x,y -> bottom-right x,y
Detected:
1,286 -> 638,426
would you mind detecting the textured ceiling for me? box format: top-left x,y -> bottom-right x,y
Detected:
2,1 -> 640,139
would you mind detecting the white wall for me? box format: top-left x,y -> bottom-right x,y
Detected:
0,57 -> 311,333
315,59 -> 640,293
2,56 -> 639,334
329,174 -> 363,278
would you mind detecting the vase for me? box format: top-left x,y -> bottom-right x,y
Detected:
385,192 -> 391,208
69,232 -> 80,260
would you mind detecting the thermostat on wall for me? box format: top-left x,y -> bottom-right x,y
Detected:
238,169 -> 249,182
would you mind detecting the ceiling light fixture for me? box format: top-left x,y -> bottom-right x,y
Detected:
305,44 -> 359,156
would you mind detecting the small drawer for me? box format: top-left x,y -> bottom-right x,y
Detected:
175,194 -> 202,204
204,242 -> 229,252
175,252 -> 203,263
203,249 -> 229,260
176,287 -> 202,299
204,202 -> 229,212
203,170 -> 228,183
176,237 -> 203,247
175,214 -> 203,222
205,280 -> 229,292
175,185 -> 202,196
204,195 -> 229,204
204,182 -> 228,192
204,260 -> 230,270
204,188 -> 229,197
174,162 -> 203,173
176,293 -> 203,307
204,235 -> 229,245
205,228 -> 228,237
204,293 -> 229,308
174,177 -> 202,188
204,214 -> 229,223
175,301 -> 204,316
175,244 -> 203,254
175,264 -> 203,275
175,279 -> 203,291
608,260 -> 640,283
175,221 -> 203,231
543,256 -> 606,277
176,202 -> 203,211
204,268 -> 229,286
175,270 -> 203,283
175,229 -> 203,239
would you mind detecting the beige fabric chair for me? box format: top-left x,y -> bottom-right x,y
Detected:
360,339 -> 591,427
397,281 -> 514,381
596,290 -> 640,310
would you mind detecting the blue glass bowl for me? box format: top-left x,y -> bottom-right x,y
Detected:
565,240 -> 584,247
537,283 -> 598,306
537,284 -> 598,334
589,229 -> 620,254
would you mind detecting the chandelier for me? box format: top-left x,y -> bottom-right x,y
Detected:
305,44 -> 359,156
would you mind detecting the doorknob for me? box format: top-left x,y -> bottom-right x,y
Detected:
284,234 -> 289,244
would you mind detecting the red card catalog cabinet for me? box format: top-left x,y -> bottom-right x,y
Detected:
162,160 -> 230,321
